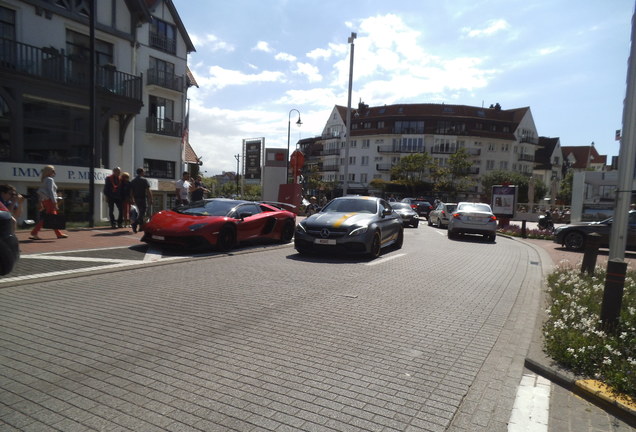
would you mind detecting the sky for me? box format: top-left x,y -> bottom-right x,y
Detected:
172,0 -> 635,176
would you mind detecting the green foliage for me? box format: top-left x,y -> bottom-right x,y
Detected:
390,153 -> 433,195
481,170 -> 548,203
497,225 -> 554,240
543,266 -> 636,399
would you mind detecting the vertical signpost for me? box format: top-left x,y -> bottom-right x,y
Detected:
491,185 -> 517,227
243,138 -> 264,186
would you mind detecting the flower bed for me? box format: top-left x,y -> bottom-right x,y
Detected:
543,265 -> 636,400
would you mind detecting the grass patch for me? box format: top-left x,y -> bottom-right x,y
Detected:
543,265 -> 636,400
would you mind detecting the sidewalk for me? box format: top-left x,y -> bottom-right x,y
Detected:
16,225 -> 144,255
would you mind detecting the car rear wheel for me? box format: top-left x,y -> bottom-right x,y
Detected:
394,228 -> 404,249
427,217 -> 432,226
563,231 -> 585,251
279,219 -> 295,243
368,231 -> 381,259
217,226 -> 236,252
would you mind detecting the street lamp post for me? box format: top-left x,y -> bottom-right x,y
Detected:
234,154 -> 240,197
342,32 -> 356,196
287,109 -> 302,184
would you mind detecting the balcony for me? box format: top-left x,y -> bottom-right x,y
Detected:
0,38 -> 142,102
149,32 -> 176,54
518,153 -> 535,162
467,148 -> 481,156
322,148 -> 341,156
519,136 -> 539,145
377,145 -> 423,153
146,116 -> 182,137
322,164 -> 340,172
147,68 -> 184,92
430,148 -> 459,155
376,163 -> 392,171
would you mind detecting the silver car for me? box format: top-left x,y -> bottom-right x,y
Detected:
295,196 -> 404,258
427,202 -> 457,228
447,202 -> 497,242
390,202 -> 419,228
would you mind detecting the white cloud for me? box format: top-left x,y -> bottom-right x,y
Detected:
293,62 -> 322,83
253,41 -> 274,53
462,19 -> 510,38
189,33 -> 234,52
307,47 -> 333,60
199,65 -> 286,90
275,52 -> 297,62
538,46 -> 561,56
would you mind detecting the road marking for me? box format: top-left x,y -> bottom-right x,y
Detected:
143,246 -> 164,262
366,253 -> 406,266
21,255 -> 134,264
508,372 -> 550,431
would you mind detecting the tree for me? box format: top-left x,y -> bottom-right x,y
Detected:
390,153 -> 433,194
436,148 -> 475,199
481,170 -> 547,204
557,170 -> 574,205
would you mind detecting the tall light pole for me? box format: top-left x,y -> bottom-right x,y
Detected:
287,109 -> 302,184
234,154 -> 240,197
342,32 -> 356,196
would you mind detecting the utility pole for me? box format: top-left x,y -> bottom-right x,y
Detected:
342,32 -> 356,196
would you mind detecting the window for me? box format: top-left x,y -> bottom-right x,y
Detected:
378,121 -> 384,128
360,173 -> 368,183
362,139 -> 370,148
395,120 -> 424,134
350,140 -> 356,148
502,143 -> 509,152
148,96 -> 177,135
66,29 -> 113,66
499,161 -> 508,170
144,158 -> 175,179
488,143 -> 496,152
486,160 -> 495,170
363,122 -> 371,128
148,57 -> 178,90
150,17 -> 177,54
348,173 -> 355,181
349,156 -> 356,165
0,6 -> 16,41
361,156 -> 369,166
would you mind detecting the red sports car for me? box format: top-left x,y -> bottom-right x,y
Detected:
141,198 -> 296,251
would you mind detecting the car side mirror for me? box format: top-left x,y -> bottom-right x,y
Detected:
382,208 -> 392,216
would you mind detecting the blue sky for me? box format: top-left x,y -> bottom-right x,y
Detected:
172,0 -> 634,175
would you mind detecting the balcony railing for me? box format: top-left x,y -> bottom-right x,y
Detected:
147,68 -> 184,92
519,136 -> 539,145
430,148 -> 459,155
322,164 -> 340,172
518,153 -> 535,162
377,145 -> 424,153
0,38 -> 142,101
376,163 -> 392,171
149,32 -> 176,54
322,148 -> 341,156
467,148 -> 481,156
146,116 -> 183,137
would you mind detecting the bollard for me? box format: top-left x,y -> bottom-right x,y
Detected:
601,259 -> 627,332
521,220 -> 527,238
580,233 -> 601,275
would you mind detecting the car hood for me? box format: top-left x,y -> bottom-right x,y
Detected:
304,212 -> 377,228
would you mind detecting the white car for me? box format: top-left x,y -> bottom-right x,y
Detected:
447,202 -> 497,242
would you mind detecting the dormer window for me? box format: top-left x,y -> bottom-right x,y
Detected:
150,18 -> 177,54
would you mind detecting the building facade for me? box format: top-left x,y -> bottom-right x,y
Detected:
301,102 -> 545,199
0,0 -> 197,224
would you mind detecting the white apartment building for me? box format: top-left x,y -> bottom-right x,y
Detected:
302,102 -> 551,199
0,0 -> 196,224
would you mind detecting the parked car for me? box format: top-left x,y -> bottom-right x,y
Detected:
141,198 -> 296,251
401,198 -> 434,218
428,202 -> 457,228
390,202 -> 419,228
447,202 -> 497,242
553,211 -> 636,251
0,210 -> 19,276
295,196 -> 404,259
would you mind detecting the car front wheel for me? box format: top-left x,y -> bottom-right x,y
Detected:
563,231 -> 585,251
279,219 -> 295,243
217,226 -> 236,251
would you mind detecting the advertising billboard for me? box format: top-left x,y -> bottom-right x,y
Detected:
243,137 -> 264,184
491,185 -> 516,217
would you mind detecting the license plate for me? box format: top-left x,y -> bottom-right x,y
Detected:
314,238 -> 336,245
152,235 -> 165,241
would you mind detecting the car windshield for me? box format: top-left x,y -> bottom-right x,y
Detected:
458,203 -> 492,213
322,198 -> 377,214
391,203 -> 411,210
179,200 -> 242,216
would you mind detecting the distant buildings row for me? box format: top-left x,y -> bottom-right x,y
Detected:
297,101 -> 615,202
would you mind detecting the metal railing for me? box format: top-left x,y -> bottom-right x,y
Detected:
149,32 -> 176,54
147,68 -> 184,92
146,117 -> 183,137
0,38 -> 142,101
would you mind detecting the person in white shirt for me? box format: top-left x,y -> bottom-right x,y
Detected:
175,172 -> 191,206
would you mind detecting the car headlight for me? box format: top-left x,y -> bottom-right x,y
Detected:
296,222 -> 307,233
188,223 -> 208,232
349,226 -> 368,236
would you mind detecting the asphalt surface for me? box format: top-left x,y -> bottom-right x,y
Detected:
0,222 -> 634,431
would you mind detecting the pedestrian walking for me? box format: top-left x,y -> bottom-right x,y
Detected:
29,165 -> 68,240
130,168 -> 152,233
120,171 -> 132,227
104,167 -> 123,228
175,172 -> 191,206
